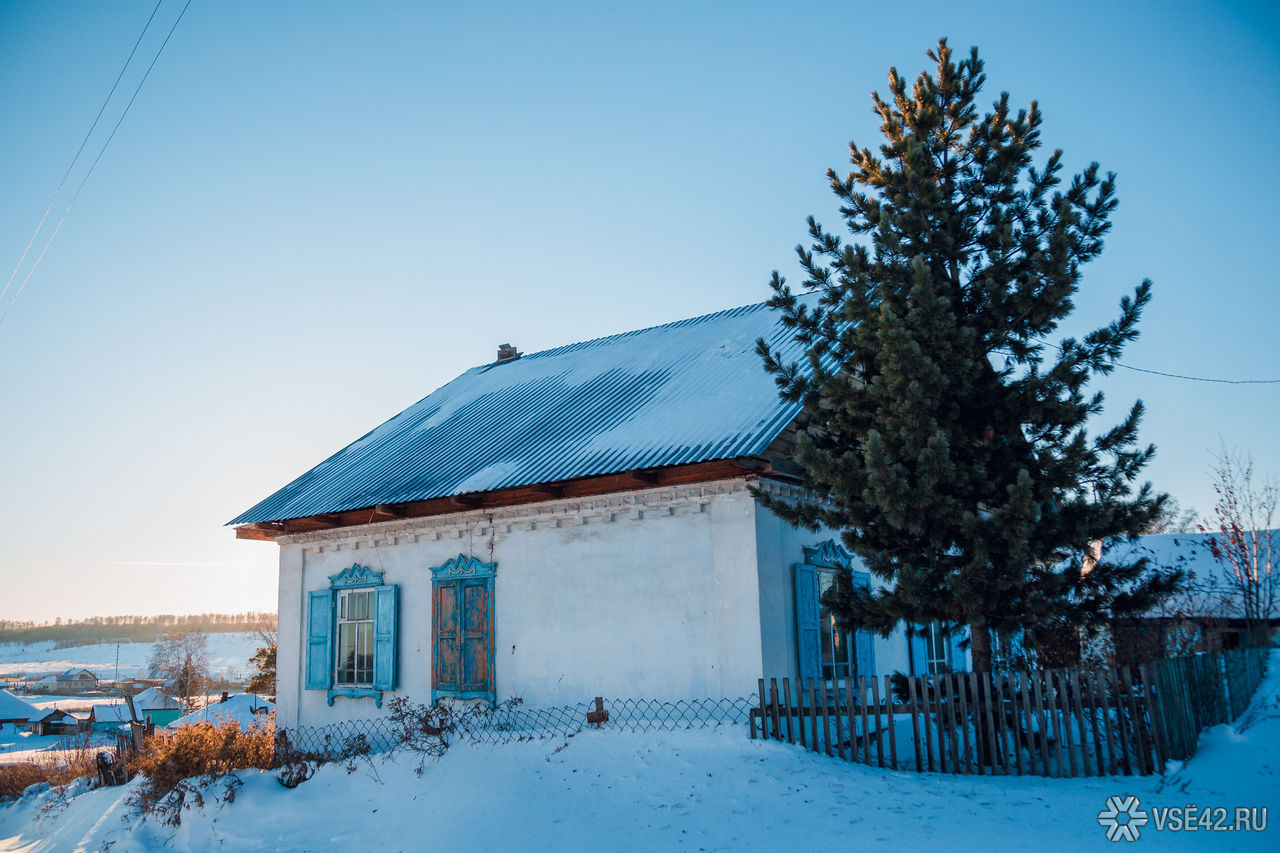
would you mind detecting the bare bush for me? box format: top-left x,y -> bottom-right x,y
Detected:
1199,445 -> 1278,644
128,720 -> 273,826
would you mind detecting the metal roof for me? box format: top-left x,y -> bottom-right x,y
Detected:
230,299 -> 809,525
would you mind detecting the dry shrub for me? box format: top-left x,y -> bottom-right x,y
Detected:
0,733 -> 105,801
129,719 -> 274,826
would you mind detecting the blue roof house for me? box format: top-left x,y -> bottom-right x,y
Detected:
233,300 -> 967,730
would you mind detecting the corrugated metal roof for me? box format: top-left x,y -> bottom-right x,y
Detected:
229,299 -> 809,525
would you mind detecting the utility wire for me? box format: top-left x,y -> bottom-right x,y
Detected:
0,0 -> 164,307
1005,339 -> 1280,386
0,0 -> 193,327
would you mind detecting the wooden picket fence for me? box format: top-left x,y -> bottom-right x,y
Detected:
750,646 -> 1267,777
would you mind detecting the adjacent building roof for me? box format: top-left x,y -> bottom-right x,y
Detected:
131,687 -> 182,711
56,668 -> 96,681
89,703 -> 131,724
169,694 -> 274,729
0,690 -> 38,722
231,299 -> 809,525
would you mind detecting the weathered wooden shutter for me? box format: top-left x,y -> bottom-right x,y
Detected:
433,581 -> 461,695
851,571 -> 876,678
305,590 -> 333,690
794,562 -> 820,683
459,579 -> 493,697
372,584 -> 398,691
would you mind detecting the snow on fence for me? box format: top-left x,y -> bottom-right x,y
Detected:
750,646 -> 1267,778
281,696 -> 755,760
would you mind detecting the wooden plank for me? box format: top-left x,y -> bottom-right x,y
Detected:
885,675 -> 898,771
756,678 -> 767,740
807,678 -> 820,753
1018,671 -> 1038,775
871,675 -> 884,768
844,674 -> 858,764
945,676 -> 960,774
782,678 -> 795,745
994,674 -> 1015,776
1057,670 -> 1077,778
1120,666 -> 1149,775
769,678 -> 781,742
1031,673 -> 1053,776
907,674 -> 923,772
1049,670 -> 1069,777
820,679 -> 833,757
1140,662 -> 1167,774
1066,668 -> 1088,777
1107,667 -> 1133,776
957,672 -> 972,774
859,676 -> 872,767
832,678 -> 846,761
972,671 -> 990,776
1086,670 -> 1107,775
923,676 -> 936,773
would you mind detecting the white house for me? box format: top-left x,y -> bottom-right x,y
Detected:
233,300 -> 968,730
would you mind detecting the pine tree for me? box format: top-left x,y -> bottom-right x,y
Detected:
757,40 -> 1182,673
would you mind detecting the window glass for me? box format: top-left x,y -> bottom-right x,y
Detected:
818,570 -> 855,680
336,589 -> 375,686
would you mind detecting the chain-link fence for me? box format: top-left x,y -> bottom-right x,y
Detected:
281,696 -> 754,760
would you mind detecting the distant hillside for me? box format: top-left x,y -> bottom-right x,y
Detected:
0,613 -> 276,649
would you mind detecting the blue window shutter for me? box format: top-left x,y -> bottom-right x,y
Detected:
305,590 -> 333,690
949,624 -> 968,672
372,584 -> 398,691
852,571 -> 876,678
794,563 -> 819,683
909,624 -> 929,676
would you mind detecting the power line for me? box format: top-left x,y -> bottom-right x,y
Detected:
0,0 -> 193,327
1010,340 -> 1280,386
0,0 -> 165,309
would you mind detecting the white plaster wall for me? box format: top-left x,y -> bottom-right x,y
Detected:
274,481 -> 767,726
751,484 -> 917,683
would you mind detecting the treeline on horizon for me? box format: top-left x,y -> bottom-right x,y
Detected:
0,613 -> 277,648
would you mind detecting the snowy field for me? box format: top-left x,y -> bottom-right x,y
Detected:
2,652 -> 1278,852
0,634 -> 263,683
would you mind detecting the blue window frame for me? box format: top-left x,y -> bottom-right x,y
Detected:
794,540 -> 875,684
305,563 -> 398,707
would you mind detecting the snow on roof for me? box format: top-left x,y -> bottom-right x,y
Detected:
1105,530 -> 1280,618
131,687 -> 182,711
90,704 -> 131,724
0,690 -> 38,721
169,694 -> 274,730
56,668 -> 95,681
230,297 -> 814,524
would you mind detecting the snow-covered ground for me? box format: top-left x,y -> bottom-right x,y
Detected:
0,634 -> 263,684
2,653 -> 1278,852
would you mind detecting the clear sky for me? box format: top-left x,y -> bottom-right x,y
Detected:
2,0 -> 1278,622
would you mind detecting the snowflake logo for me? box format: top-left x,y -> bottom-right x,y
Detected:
1097,795 -> 1149,842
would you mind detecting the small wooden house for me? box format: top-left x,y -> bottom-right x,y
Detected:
234,300 -> 969,731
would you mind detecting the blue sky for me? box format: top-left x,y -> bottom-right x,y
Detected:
1,1 -> 1277,622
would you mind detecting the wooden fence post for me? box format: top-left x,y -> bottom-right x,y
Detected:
907,674 -> 923,772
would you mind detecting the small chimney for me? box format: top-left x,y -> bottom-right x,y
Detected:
496,343 -> 522,363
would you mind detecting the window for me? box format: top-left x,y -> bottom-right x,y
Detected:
908,621 -> 968,675
924,621 -> 952,674
818,570 -> 854,680
794,540 -> 875,684
429,554 -> 496,703
305,563 -> 398,706
336,589 -> 375,686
